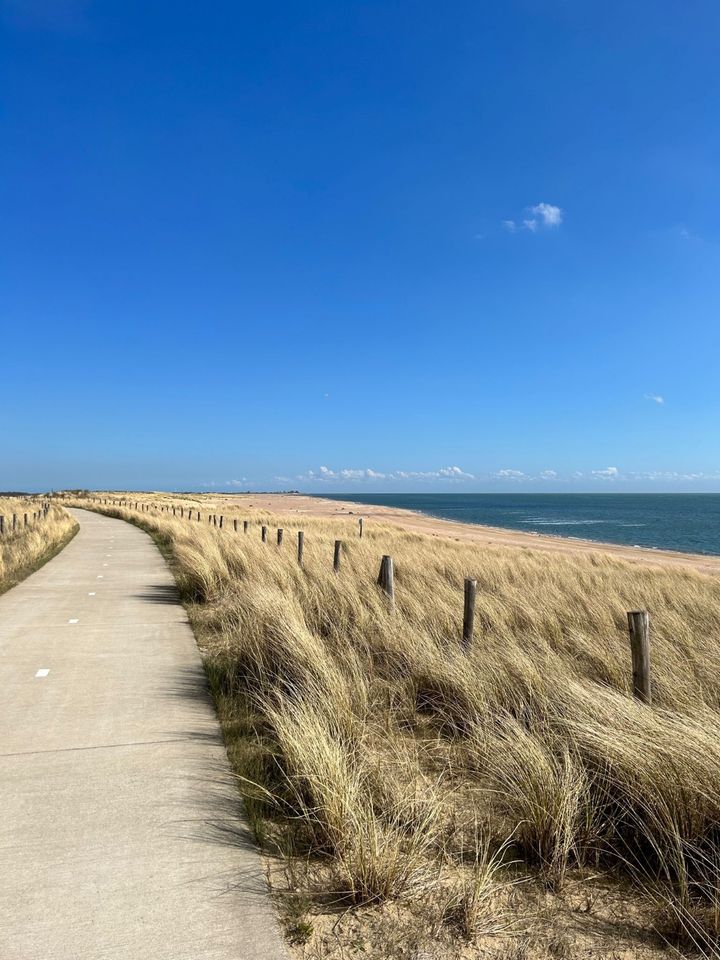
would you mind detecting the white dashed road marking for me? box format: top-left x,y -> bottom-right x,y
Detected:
35,669 -> 50,678
68,619 -> 79,624
88,592 -> 96,596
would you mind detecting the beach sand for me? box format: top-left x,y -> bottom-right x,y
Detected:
228,493 -> 720,575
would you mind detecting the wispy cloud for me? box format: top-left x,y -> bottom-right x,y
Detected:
503,202 -> 563,234
677,225 -> 701,242
644,393 -> 665,405
206,465 -> 720,489
530,202 -> 563,227
296,465 -> 475,483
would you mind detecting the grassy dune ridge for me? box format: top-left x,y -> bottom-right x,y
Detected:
0,497 -> 77,593
71,493 -> 720,958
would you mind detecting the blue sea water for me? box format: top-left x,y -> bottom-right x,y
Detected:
322,494 -> 720,556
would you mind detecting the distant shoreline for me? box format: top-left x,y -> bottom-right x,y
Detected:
225,492 -> 720,576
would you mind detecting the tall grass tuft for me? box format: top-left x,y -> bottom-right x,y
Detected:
0,497 -> 77,593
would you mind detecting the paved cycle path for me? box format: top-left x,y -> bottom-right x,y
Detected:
0,508 -> 286,960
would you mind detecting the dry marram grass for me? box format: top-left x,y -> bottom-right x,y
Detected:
0,496 -> 77,592
68,491 -> 720,958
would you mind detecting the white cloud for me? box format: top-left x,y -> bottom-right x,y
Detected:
644,393 -> 665,405
502,202 -> 563,234
629,470 -> 720,482
539,469 -> 557,479
296,465 -> 474,483
440,465 -> 474,478
591,467 -> 619,478
530,202 -> 563,227
494,469 -> 526,479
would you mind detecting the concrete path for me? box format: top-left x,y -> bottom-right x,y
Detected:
0,508 -> 287,960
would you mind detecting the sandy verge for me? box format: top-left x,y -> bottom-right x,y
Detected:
227,493 -> 720,575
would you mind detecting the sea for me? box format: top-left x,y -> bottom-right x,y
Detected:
322,493 -> 720,557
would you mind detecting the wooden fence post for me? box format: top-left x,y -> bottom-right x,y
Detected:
462,578 -> 477,649
244,520 -> 249,533
24,514 -> 28,527
219,516 -> 224,529
333,540 -> 342,572
0,516 -> 4,536
233,518 -> 238,532
261,525 -> 267,542
359,517 -> 363,538
627,610 -> 652,705
12,514 -> 17,531
277,528 -> 283,546
297,531 -> 304,565
378,555 -> 395,607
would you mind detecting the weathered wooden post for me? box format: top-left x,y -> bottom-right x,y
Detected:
233,518 -> 238,532
23,513 -> 28,527
0,516 -> 4,535
378,555 -> 395,607
172,506 -> 176,516
213,515 -> 217,527
462,578 -> 477,649
277,528 -> 283,546
12,514 -> 17,531
297,531 -> 304,565
243,520 -> 249,533
219,516 -> 224,529
627,610 -> 652,705
359,517 -> 364,538
261,525 -> 267,542
333,540 -> 342,572
180,506 -> 184,518
197,510 -> 201,521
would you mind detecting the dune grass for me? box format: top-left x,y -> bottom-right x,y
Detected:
70,491 -> 720,957
0,497 -> 77,594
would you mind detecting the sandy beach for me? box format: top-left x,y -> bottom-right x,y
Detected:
228,493 -> 720,575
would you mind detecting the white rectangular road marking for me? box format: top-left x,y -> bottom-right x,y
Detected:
88,592 -> 96,596
68,619 -> 79,624
35,669 -> 50,678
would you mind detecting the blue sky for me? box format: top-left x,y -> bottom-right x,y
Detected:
2,0 -> 719,493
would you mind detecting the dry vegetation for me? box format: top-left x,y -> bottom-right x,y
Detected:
68,491 -> 720,959
0,496 -> 77,593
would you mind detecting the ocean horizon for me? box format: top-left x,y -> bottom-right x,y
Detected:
322,493 -> 720,557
